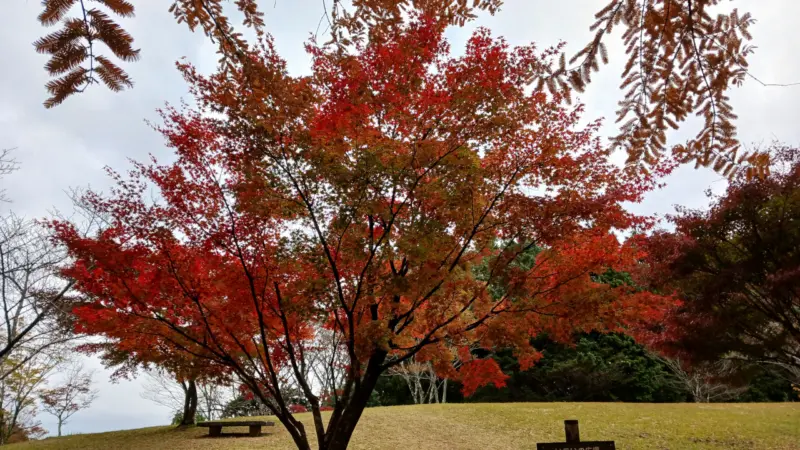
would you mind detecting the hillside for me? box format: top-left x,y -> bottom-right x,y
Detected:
11,403 -> 800,449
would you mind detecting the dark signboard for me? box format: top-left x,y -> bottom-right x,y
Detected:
536,420 -> 616,450
536,441 -> 616,450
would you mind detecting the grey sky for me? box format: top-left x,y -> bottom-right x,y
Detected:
1,0 -> 798,436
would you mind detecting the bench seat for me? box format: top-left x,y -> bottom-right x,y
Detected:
197,420 -> 275,437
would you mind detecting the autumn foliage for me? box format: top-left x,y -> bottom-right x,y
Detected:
548,0 -> 765,178
34,0 -> 771,178
53,14 -> 676,450
640,145 -> 800,371
35,0 -> 138,108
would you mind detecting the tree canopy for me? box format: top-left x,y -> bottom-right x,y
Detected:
51,12 -> 677,450
643,145 -> 800,372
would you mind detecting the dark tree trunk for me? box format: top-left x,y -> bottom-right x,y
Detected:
280,417 -> 312,450
179,378 -> 198,427
323,350 -> 387,450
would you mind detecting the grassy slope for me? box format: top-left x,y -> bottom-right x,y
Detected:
11,403 -> 800,450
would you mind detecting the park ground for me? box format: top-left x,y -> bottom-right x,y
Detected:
9,403 -> 800,450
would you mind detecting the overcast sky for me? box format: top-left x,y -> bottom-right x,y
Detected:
1,0 -> 798,437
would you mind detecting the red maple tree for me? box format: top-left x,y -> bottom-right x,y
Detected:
639,145 -> 800,372
52,16 -> 675,450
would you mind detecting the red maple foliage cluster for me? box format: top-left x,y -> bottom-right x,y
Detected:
52,16 -> 676,450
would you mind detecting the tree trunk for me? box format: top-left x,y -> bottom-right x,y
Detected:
272,410 -> 312,450
179,379 -> 198,427
442,378 -> 447,403
429,365 -> 439,404
324,351 -> 387,450
57,419 -> 63,437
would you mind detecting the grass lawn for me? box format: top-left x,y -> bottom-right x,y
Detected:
10,403 -> 800,449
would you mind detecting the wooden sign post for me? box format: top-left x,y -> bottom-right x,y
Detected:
536,420 -> 616,450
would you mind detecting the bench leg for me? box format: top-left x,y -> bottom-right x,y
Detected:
249,425 -> 261,437
209,425 -> 222,437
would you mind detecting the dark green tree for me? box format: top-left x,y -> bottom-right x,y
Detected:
467,332 -> 687,403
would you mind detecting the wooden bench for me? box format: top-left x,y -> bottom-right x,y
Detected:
197,420 -> 274,437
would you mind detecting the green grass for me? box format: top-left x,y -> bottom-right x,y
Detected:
11,403 -> 800,449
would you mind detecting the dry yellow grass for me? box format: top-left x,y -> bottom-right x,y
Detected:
10,403 -> 800,449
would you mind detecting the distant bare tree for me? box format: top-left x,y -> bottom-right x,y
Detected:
38,361 -> 98,437
140,370 -> 184,416
387,360 -> 443,405
306,328 -> 347,405
386,342 -> 469,405
0,215 -> 77,380
141,369 -> 231,422
0,149 -> 17,203
661,357 -> 747,402
196,380 -> 231,421
758,360 -> 800,387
